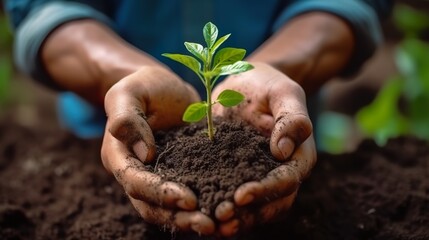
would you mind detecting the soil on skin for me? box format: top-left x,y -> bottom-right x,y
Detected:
150,120 -> 281,217
0,117 -> 428,240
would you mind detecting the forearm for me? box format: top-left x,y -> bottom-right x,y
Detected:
248,12 -> 355,94
41,19 -> 162,105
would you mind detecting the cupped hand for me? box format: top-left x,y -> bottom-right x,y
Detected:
215,136 -> 316,236
212,62 -> 317,236
101,66 -> 215,235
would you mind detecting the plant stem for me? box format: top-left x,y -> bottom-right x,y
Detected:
206,83 -> 214,141
204,49 -> 215,141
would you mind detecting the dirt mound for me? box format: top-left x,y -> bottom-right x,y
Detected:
151,120 -> 281,217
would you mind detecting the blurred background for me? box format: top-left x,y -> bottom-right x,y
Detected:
317,0 -> 429,153
0,1 -> 428,154
0,2 -> 59,130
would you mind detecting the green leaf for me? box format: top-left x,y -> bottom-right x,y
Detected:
203,22 -> 218,49
394,4 -> 429,37
210,33 -> 231,54
162,53 -> 201,76
356,77 -> 408,145
184,42 -> 206,63
217,89 -> 244,107
397,39 -> 429,98
395,39 -> 429,100
0,56 -> 12,103
395,43 -> 420,100
0,14 -> 12,51
409,94 -> 429,140
183,102 -> 207,122
213,48 -> 246,68
218,61 -> 254,76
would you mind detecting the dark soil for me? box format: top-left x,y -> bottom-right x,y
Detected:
0,117 -> 428,240
150,120 -> 281,217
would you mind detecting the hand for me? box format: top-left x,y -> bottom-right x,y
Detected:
212,62 -> 316,236
101,66 -> 216,235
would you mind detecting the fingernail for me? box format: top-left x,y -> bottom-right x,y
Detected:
177,199 -> 192,210
133,141 -> 148,161
278,137 -> 294,159
240,194 -> 254,205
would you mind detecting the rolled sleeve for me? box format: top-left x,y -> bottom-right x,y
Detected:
273,0 -> 386,76
13,1 -> 114,89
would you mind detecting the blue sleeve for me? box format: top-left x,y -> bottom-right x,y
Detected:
272,0 -> 393,76
4,0 -> 116,89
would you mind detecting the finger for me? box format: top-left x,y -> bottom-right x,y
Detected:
102,133 -> 197,210
104,79 -> 156,163
231,191 -> 297,233
109,111 -> 156,163
215,201 -> 235,221
244,112 -> 274,137
270,113 -> 312,160
235,136 -> 316,206
212,73 -> 275,136
129,196 -> 215,235
269,82 -> 312,160
234,166 -> 299,207
218,219 -> 240,237
184,82 -> 201,103
258,190 -> 297,223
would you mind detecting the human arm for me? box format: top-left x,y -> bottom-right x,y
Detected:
212,1 -> 392,235
43,19 -> 215,234
45,19 -> 217,235
6,1 -> 215,234
41,19 -> 160,105
248,12 -> 355,94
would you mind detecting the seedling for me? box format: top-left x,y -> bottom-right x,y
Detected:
162,22 -> 254,140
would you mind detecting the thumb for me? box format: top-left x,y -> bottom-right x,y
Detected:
104,81 -> 156,163
108,111 -> 156,163
269,87 -> 312,160
270,113 -> 312,160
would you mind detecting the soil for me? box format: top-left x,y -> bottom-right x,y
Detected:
0,116 -> 428,240
150,120 -> 281,217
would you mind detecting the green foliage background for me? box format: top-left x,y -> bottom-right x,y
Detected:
317,3 -> 429,153
356,4 -> 429,145
0,9 -> 13,106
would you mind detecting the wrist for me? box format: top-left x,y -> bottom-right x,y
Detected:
248,12 -> 354,93
92,47 -> 163,99
42,19 -> 164,105
84,23 -> 165,102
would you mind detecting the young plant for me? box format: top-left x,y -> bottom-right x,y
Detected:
162,22 -> 254,140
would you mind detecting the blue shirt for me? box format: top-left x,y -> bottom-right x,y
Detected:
4,0 -> 393,138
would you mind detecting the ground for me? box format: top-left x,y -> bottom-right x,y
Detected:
0,116 -> 428,240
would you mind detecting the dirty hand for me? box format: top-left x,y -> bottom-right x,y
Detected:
212,62 -> 317,236
101,66 -> 215,235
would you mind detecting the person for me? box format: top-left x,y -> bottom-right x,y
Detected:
4,0 -> 392,237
